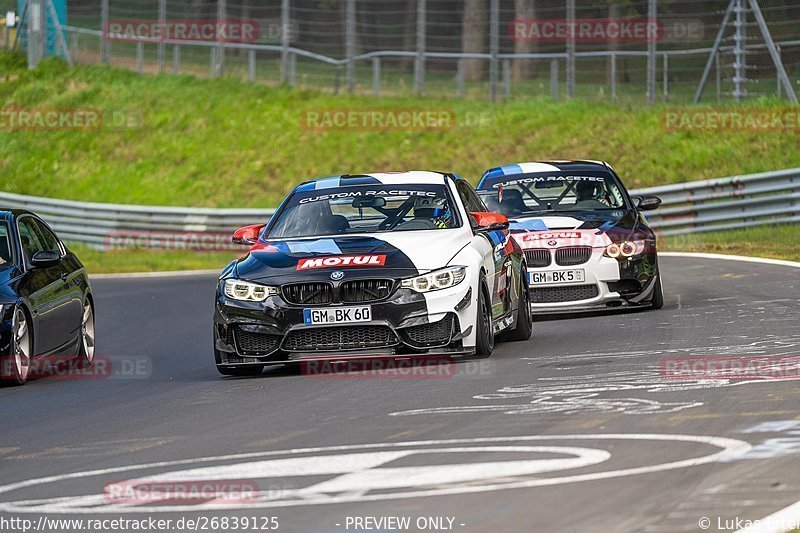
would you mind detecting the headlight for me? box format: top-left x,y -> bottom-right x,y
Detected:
401,266 -> 467,293
223,279 -> 280,301
605,240 -> 646,259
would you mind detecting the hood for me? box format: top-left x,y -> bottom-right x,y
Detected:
508,210 -> 642,249
233,230 -> 471,283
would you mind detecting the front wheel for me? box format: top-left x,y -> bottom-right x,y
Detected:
474,278 -> 494,358
650,274 -> 664,310
75,300 -> 96,368
500,273 -> 532,342
1,307 -> 32,386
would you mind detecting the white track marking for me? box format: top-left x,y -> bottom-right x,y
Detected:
0,434 -> 750,513
735,499 -> 800,533
659,252 -> 800,269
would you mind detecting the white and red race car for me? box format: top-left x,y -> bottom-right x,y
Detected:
477,160 -> 665,313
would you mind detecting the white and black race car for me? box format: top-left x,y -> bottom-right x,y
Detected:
477,160 -> 664,314
213,171 -> 531,376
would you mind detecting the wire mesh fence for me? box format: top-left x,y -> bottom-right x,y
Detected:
7,0 -> 800,103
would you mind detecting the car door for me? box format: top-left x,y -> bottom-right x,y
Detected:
17,216 -> 70,355
30,218 -> 83,351
454,178 -> 514,320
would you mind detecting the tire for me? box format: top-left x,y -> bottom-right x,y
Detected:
474,277 -> 494,358
501,273 -> 533,342
74,300 -> 96,369
650,274 -> 664,310
1,306 -> 32,386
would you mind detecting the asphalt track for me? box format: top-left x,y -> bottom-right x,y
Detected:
1,255 -> 799,533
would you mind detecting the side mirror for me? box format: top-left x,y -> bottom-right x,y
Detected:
30,250 -> 61,268
634,195 -> 662,211
232,224 -> 266,246
470,212 -> 510,232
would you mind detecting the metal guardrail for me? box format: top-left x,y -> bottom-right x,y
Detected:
0,168 -> 798,248
0,191 -> 275,249
631,167 -> 800,236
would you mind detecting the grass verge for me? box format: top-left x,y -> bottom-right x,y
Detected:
72,244 -> 239,275
660,224 -> 800,263
3,51 -> 800,207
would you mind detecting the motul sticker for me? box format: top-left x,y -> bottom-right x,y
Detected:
296,255 -> 387,270
523,232 -> 581,241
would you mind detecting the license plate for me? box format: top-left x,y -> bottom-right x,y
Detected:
303,306 -> 371,325
529,269 -> 585,285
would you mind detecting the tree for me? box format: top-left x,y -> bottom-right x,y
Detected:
462,0 -> 487,81
512,0 -> 537,81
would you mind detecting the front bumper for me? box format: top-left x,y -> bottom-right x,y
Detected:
527,251 -> 658,312
213,281 -> 476,365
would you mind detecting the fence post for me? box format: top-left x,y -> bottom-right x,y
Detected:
503,59 -> 511,99
214,0 -> 226,78
414,0 -> 426,95
157,0 -> 166,72
173,44 -> 180,74
27,0 -> 44,68
346,0 -> 355,93
456,59 -> 465,97
101,0 -> 109,64
610,53 -> 617,102
715,51 -> 721,102
776,45 -> 782,99
550,58 -> 558,99
280,0 -> 289,84
662,52 -> 668,102
372,56 -> 381,96
70,31 -> 78,60
488,0 -> 499,101
647,0 -> 657,105
566,0 -> 575,98
248,49 -> 256,82
136,41 -> 143,74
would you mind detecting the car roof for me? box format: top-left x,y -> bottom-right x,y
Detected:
480,160 -> 613,184
0,208 -> 36,221
294,171 -> 449,192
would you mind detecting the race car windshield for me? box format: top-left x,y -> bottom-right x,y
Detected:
479,171 -> 628,217
0,223 -> 13,270
267,184 -> 460,239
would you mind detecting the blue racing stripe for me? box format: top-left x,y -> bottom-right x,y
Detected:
510,218 -> 549,231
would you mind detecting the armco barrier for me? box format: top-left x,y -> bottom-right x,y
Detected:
0,167 -> 798,248
633,167 -> 800,236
